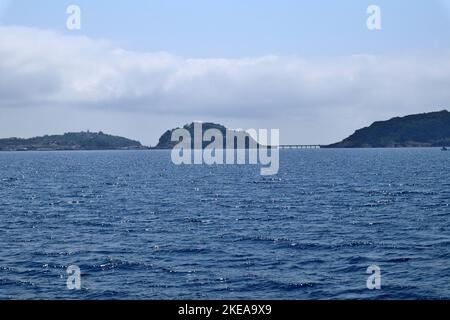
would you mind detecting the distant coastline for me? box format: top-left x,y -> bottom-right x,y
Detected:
1,110 -> 449,151
325,110 -> 450,148
0,131 -> 149,152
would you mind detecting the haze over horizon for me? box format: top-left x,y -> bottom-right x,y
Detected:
1,0 -> 450,145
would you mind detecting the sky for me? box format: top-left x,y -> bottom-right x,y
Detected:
1,0 -> 450,145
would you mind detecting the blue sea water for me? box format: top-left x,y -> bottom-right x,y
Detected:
0,149 -> 449,300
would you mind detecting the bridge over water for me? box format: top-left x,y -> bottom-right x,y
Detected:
278,145 -> 322,149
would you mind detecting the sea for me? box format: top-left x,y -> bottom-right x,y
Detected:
0,149 -> 449,300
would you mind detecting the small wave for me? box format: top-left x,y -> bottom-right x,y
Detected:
90,259 -> 151,272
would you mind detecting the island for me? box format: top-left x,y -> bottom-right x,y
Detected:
154,122 -> 259,149
325,110 -> 450,148
0,131 -> 147,151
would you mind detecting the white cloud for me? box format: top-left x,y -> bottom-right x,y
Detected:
0,25 -> 449,144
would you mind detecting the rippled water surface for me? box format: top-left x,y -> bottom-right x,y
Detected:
0,149 -> 449,299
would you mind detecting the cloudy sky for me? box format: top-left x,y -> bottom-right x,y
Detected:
1,0 -> 450,145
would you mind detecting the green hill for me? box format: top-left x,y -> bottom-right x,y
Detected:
0,131 -> 146,151
326,110 -> 450,148
155,122 -> 259,149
